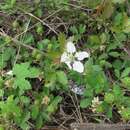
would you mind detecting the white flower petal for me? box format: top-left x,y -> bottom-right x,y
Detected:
75,51 -> 90,61
61,52 -> 68,62
70,85 -> 85,95
66,41 -> 76,53
6,70 -> 13,75
65,61 -> 72,69
72,61 -> 84,73
61,52 -> 72,69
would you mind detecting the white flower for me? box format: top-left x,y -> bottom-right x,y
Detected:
66,41 -> 76,53
69,80 -> 85,95
6,70 -> 13,76
61,41 -> 90,73
91,97 -> 102,113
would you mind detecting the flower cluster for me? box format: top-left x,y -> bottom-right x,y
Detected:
60,41 -> 90,73
91,97 -> 102,113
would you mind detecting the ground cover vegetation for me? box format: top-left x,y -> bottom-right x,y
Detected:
0,0 -> 130,129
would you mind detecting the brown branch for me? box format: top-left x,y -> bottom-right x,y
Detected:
0,31 -> 45,55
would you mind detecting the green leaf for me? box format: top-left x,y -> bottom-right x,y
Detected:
120,108 -> 130,120
0,77 -> 4,88
31,105 -> 39,119
19,112 -> 30,130
114,69 -> 120,78
36,23 -> 44,35
27,67 -> 40,78
10,0 -> 16,6
20,96 -> 30,104
100,33 -> 107,44
104,93 -> 114,104
113,59 -> 123,70
13,62 -> 40,78
121,77 -> 130,88
101,1 -> 114,19
109,52 -> 120,57
0,95 -> 21,118
123,18 -> 130,33
36,115 -> 43,129
80,98 -> 92,108
112,85 -> 123,103
13,62 -> 30,78
112,0 -> 126,4
23,33 -> 34,44
113,85 -> 122,96
37,39 -> 50,50
47,96 -> 62,113
0,89 -> 4,97
106,107 -> 113,118
14,79 -> 31,94
12,62 -> 40,94
121,67 -> 130,78
79,24 -> 86,34
0,47 -> 16,69
56,71 -> 68,86
87,35 -> 101,49
0,126 -> 4,130
114,13 -> 123,26
70,26 -> 78,34
83,87 -> 93,98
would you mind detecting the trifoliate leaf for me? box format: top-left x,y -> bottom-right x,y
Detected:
13,62 -> 40,78
12,62 -> 40,94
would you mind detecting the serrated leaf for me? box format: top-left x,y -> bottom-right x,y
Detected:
56,71 -> 68,86
14,79 -> 31,92
80,98 -> 92,108
121,77 -> 130,88
13,62 -> 40,78
13,62 -> 30,78
0,95 -> 21,117
120,108 -> 130,120
27,67 -> 40,78
121,67 -> 130,78
12,62 -> 40,94
104,93 -> 114,104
